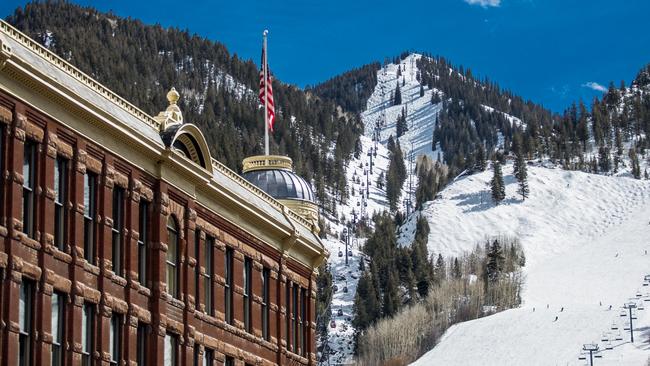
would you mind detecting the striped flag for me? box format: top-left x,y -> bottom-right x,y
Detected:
259,49 -> 275,132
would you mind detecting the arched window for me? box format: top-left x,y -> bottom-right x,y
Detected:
166,216 -> 179,299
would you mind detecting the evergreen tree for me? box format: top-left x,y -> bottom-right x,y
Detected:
514,152 -> 529,200
629,148 -> 641,179
452,258 -> 462,279
474,144 -> 486,172
434,254 -> 446,283
491,161 -> 506,204
486,239 -> 504,283
393,82 -> 402,105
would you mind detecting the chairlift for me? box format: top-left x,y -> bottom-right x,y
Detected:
356,201 -> 360,207
611,321 -> 618,330
619,310 -> 627,317
337,308 -> 343,317
332,284 -> 338,292
348,250 -> 353,257
364,202 -> 368,207
577,353 -> 586,361
600,333 -> 609,342
638,303 -> 645,310
594,353 -> 602,359
605,341 -> 613,350
338,250 -> 343,258
615,331 -> 623,341
636,292 -> 643,298
343,286 -> 348,293
330,320 -> 337,328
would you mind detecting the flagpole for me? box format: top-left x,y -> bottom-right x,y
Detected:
263,29 -> 269,156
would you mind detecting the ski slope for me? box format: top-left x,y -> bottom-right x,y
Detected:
320,54 -> 443,364
409,163 -> 650,366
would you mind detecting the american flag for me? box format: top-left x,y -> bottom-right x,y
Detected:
259,49 -> 275,132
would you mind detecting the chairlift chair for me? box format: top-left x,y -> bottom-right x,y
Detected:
330,320 -> 337,328
619,310 -> 627,317
605,340 -> 613,350
611,321 -> 618,330
343,286 -> 348,293
338,251 -> 343,258
337,308 -> 343,317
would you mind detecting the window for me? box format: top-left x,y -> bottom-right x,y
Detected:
204,236 -> 214,316
243,257 -> 252,333
19,280 -> 34,366
300,288 -> 307,356
83,173 -> 97,264
203,348 -> 213,366
261,268 -> 270,341
22,141 -> 36,238
224,356 -> 234,366
136,323 -> 147,366
54,157 -> 68,251
164,333 -> 178,366
138,201 -> 149,286
109,314 -> 122,365
166,217 -> 179,298
51,292 -> 65,366
81,303 -> 94,366
286,281 -> 291,351
112,187 -> 124,275
0,126 -> 4,214
292,285 -> 298,352
224,247 -> 233,324
194,230 -> 200,306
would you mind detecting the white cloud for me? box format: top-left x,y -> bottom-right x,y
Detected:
582,81 -> 607,93
464,0 -> 501,7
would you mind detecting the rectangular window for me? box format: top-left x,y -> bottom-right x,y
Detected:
164,333 -> 178,366
109,314 -> 122,365
195,230 -> 201,307
243,257 -> 252,333
224,356 -> 234,366
22,141 -> 36,238
286,281 -> 291,351
204,236 -> 214,316
83,173 -> 97,264
224,247 -> 233,324
262,268 -> 270,341
51,292 -> 65,366
0,127 -> 4,214
136,323 -> 147,366
19,280 -> 34,366
111,187 -> 124,275
137,201 -> 149,286
292,285 -> 298,352
166,218 -> 179,298
300,288 -> 307,356
81,303 -> 94,366
203,348 -> 213,366
54,157 -> 68,251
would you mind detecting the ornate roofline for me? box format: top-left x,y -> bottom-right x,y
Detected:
0,20 -> 161,131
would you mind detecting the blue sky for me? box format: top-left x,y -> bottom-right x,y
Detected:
2,0 -> 649,112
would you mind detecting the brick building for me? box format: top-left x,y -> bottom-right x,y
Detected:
0,20 -> 327,366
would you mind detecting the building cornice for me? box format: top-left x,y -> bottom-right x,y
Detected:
0,19 -> 327,269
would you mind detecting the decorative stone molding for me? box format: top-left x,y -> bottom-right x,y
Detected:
25,121 -> 44,142
0,104 -> 11,124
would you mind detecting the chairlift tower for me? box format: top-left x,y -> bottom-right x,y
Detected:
624,302 -> 638,342
582,344 -> 600,366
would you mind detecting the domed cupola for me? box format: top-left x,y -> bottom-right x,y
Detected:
242,155 -> 319,230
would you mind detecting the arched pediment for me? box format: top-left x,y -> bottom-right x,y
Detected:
161,123 -> 213,174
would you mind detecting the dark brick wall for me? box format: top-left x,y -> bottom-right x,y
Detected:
0,90 -> 316,366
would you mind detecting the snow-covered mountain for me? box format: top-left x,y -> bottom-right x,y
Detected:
320,53 -> 552,365
320,53 -> 650,365
408,163 -> 650,365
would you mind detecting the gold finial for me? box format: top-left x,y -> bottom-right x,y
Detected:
167,87 -> 180,105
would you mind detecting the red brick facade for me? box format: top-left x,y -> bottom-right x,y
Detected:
0,86 -> 318,366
